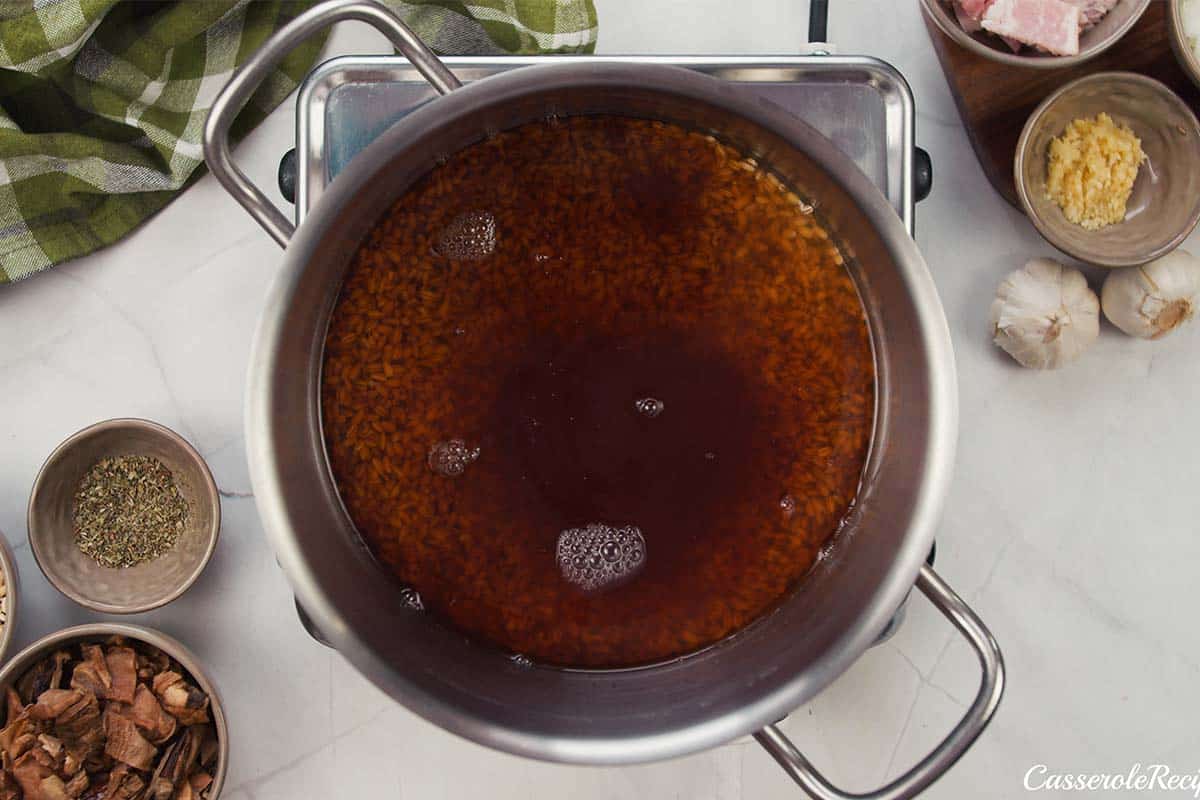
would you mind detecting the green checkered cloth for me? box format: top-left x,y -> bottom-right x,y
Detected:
0,0 -> 598,283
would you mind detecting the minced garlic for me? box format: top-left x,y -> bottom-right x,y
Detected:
1045,112 -> 1145,231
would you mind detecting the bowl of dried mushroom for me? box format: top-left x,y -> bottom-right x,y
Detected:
0,623 -> 227,800
28,419 -> 220,614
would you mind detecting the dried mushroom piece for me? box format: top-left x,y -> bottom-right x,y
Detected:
0,770 -> 19,800
10,747 -> 55,798
96,764 -> 146,800
16,661 -> 58,706
29,690 -> 84,722
37,773 -> 71,800
43,692 -> 104,762
70,647 -> 112,701
102,712 -> 156,770
63,770 -> 88,798
146,726 -> 201,800
0,639 -> 219,800
36,735 -> 63,762
60,749 -> 82,780
196,731 -> 217,772
103,650 -> 137,706
4,691 -> 22,726
15,650 -> 74,709
128,686 -> 175,745
0,713 -> 35,763
47,653 -> 72,695
149,675 -> 207,727
134,653 -> 170,688
75,772 -> 106,800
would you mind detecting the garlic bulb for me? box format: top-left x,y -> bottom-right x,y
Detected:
990,258 -> 1099,369
1101,249 -> 1200,339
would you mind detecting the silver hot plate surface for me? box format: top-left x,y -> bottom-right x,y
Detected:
291,55 -> 921,236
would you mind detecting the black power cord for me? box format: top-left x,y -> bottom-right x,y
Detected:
809,0 -> 829,44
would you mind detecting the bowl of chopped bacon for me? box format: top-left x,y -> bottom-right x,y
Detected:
921,0 -> 1150,68
0,624 -> 227,800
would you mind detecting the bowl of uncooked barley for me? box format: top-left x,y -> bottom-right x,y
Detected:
28,418 -> 220,613
0,530 -> 18,665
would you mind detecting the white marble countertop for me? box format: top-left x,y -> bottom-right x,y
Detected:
2,2 -> 1198,797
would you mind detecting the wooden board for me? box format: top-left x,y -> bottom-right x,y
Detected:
925,3 -> 1200,207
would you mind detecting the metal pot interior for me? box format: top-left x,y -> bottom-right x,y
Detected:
248,63 -> 954,765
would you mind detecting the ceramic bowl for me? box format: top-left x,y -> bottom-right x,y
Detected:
0,532 -> 18,666
1169,0 -> 1200,91
1015,71 -> 1200,267
28,418 -> 220,613
0,623 -> 228,798
920,0 -> 1150,69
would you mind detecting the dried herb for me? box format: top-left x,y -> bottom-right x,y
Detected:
72,455 -> 188,569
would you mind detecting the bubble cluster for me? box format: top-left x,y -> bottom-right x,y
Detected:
398,587 -> 424,610
426,439 -> 481,477
436,211 -> 496,260
634,397 -> 665,418
556,523 -> 645,591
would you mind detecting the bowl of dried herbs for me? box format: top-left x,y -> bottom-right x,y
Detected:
27,419 -> 220,613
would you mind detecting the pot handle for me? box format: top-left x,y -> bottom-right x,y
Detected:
754,564 -> 1004,800
202,0 -> 461,247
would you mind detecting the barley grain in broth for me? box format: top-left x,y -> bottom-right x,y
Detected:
321,115 -> 875,669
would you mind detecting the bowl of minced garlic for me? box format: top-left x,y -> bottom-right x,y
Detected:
1047,112 -> 1144,230
1016,72 -> 1200,267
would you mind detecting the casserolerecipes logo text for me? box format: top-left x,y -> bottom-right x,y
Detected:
1026,764 -> 1200,796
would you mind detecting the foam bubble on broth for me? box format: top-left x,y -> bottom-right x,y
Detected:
556,523 -> 646,591
634,397 -> 665,418
436,210 -> 496,260
426,439 -> 481,477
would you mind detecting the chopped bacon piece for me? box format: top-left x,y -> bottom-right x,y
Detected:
982,0 -> 1082,55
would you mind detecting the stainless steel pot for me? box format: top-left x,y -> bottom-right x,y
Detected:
202,2 -> 1004,797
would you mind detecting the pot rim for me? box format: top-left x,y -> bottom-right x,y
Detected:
246,60 -> 958,764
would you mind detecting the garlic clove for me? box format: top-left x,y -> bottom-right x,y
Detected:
1101,249 -> 1200,339
990,258 -> 1100,369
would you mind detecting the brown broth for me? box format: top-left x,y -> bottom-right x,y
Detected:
321,115 -> 875,668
